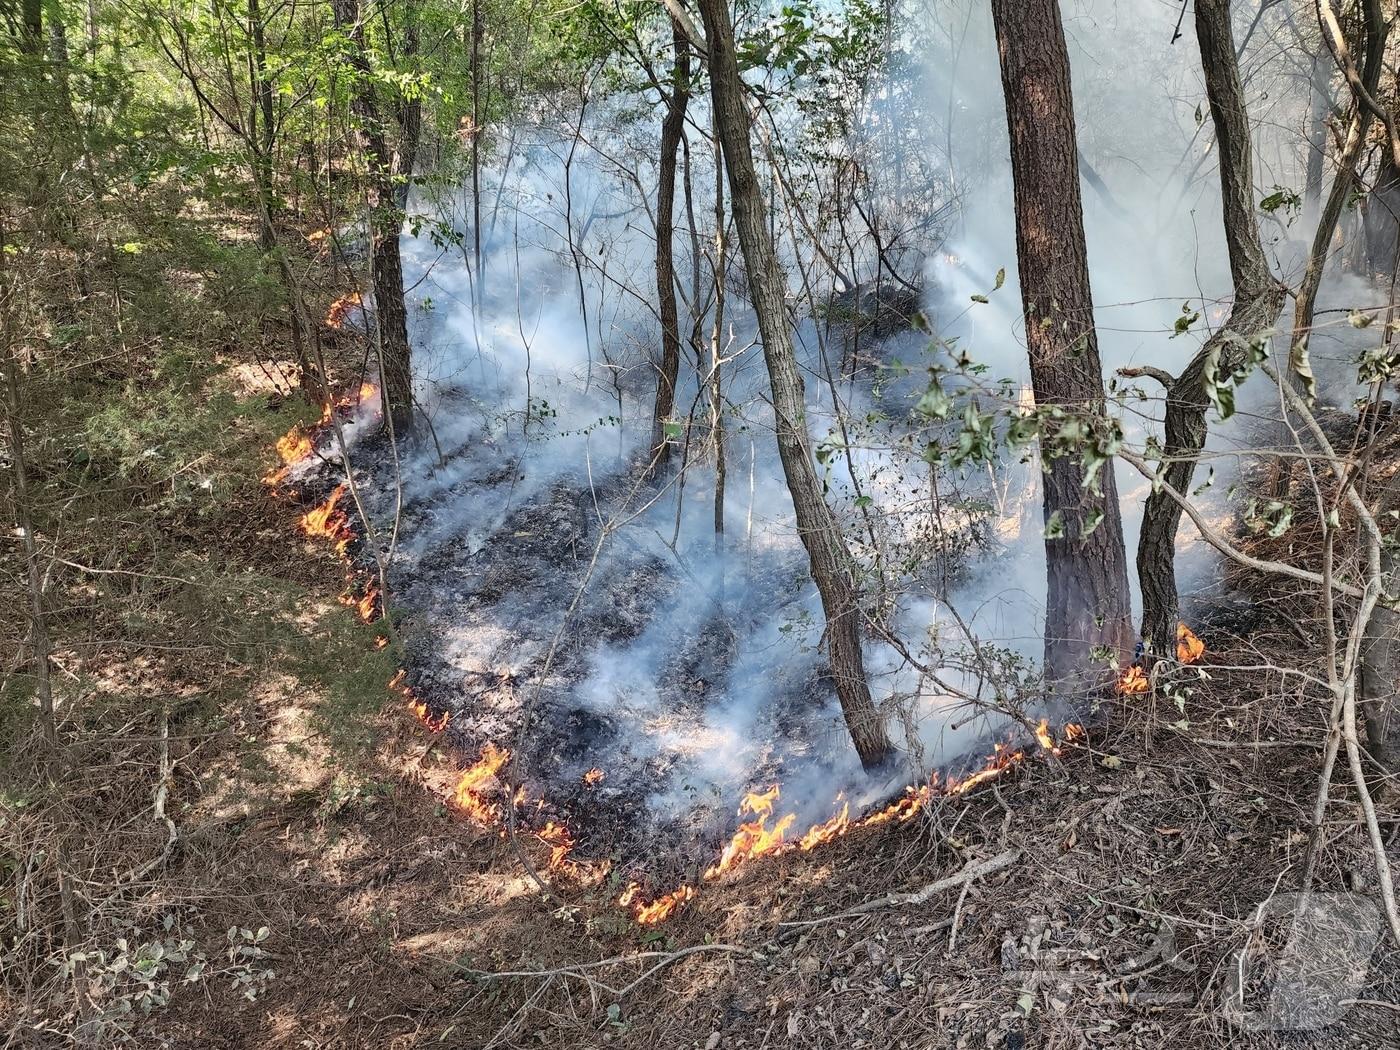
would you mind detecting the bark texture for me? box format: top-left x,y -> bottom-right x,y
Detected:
989,0 -> 1134,694
1134,0 -> 1285,656
695,0 -> 892,769
647,23 -> 690,475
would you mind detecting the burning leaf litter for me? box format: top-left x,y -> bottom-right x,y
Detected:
270,390 -> 1096,925
1116,621 -> 1205,695
1176,622 -> 1205,664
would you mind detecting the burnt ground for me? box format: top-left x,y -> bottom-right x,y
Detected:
148,578 -> 1400,1049
334,413 -> 1029,888
127,433 -> 1400,1049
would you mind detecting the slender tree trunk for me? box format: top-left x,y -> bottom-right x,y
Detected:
1292,2 -> 1386,371
710,92 -> 726,550
471,0 -> 483,293
695,0 -> 892,770
1,218 -> 90,1019
394,0 -> 421,211
332,0 -> 413,434
989,0 -> 1134,694
647,22 -> 690,476
249,0 -> 275,248
1361,471 -> 1400,780
1304,47 -> 1332,228
1132,0 -> 1285,656
1272,0 -> 1388,496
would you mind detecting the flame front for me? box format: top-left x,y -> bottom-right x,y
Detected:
1176,622 -> 1205,664
798,801 -> 850,851
269,409 -> 1093,928
264,426 -> 314,484
704,786 -> 798,879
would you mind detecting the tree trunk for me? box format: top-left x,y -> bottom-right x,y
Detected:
20,0 -> 42,53
647,22 -> 690,476
1303,47 -> 1332,228
332,0 -> 414,435
709,88 -> 727,550
695,0 -> 892,770
1360,476 -> 1400,780
1291,3 -> 1384,376
989,0 -> 1134,695
1272,0 -> 1387,496
1133,0 -> 1285,656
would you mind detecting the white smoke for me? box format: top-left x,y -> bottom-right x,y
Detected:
335,0 -> 1354,854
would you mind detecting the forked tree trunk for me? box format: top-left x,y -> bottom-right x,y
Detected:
1132,0 -> 1285,656
989,0 -> 1134,695
695,0 -> 892,770
332,0 -> 414,436
647,22 -> 690,476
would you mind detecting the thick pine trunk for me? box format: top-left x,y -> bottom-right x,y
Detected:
648,24 -> 690,475
695,0 -> 892,770
989,0 -> 1134,695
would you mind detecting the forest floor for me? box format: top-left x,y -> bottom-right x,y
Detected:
8,214 -> 1399,1049
126,475 -> 1400,1050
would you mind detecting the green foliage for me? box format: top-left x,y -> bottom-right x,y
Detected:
1202,333 -> 1269,421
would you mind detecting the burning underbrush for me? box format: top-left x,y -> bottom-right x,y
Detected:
268,382 -> 1212,927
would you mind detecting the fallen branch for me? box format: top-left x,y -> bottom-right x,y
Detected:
466,942 -> 745,1000
779,849 -> 1020,929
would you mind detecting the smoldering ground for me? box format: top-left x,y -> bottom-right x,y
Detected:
313,1 -> 1372,873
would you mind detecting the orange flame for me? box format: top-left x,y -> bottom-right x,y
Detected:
299,483 -> 354,553
537,821 -> 575,870
863,784 -> 934,827
453,744 -> 509,824
1176,622 -> 1205,664
582,768 -> 605,786
1117,664 -> 1149,695
390,670 -> 449,731
798,801 -> 850,851
635,890 -> 700,929
325,291 -> 363,330
948,743 -> 1024,795
703,786 -> 797,879
263,425 -> 315,484
339,583 -> 380,623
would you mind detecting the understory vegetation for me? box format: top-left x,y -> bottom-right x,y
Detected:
6,1 -> 1400,1047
